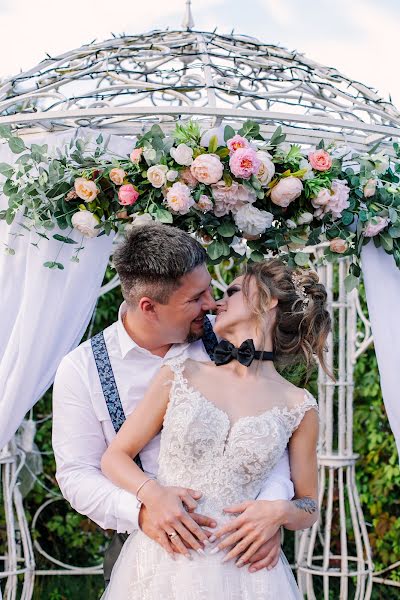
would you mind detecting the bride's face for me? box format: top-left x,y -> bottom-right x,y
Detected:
214,275 -> 258,338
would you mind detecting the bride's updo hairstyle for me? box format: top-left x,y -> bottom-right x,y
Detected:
242,259 -> 331,377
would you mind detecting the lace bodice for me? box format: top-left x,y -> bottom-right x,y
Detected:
157,357 -> 318,521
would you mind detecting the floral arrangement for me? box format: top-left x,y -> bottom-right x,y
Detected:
1,120 -> 400,290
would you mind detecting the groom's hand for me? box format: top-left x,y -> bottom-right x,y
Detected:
138,486 -> 216,557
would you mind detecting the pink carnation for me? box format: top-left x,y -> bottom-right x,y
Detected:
309,149 -> 333,172
363,216 -> 389,237
118,184 -> 139,206
229,148 -> 261,179
227,135 -> 250,155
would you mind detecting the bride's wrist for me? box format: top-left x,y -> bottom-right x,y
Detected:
261,499 -> 291,527
136,478 -> 160,505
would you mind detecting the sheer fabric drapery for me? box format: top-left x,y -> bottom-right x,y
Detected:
362,243 -> 400,454
0,130 -> 133,449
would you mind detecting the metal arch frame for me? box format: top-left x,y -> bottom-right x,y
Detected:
1,19 -> 400,599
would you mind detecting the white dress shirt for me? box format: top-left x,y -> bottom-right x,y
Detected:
52,304 -> 294,534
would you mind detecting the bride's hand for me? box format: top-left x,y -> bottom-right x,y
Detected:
139,482 -> 214,557
211,500 -> 286,566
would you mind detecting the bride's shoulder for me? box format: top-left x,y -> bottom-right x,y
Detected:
266,375 -> 316,409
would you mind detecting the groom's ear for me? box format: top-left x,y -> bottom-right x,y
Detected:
138,296 -> 157,318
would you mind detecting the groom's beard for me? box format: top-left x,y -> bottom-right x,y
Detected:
186,330 -> 203,343
185,317 -> 205,343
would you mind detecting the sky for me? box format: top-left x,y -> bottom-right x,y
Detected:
0,0 -> 399,107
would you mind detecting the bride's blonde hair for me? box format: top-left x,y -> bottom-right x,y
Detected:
242,258 -> 332,378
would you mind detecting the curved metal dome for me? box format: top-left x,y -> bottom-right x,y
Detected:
1,24 -> 400,150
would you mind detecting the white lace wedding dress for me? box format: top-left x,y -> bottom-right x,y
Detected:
102,357 -> 318,599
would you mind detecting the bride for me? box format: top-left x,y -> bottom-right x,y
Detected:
100,258 -> 331,599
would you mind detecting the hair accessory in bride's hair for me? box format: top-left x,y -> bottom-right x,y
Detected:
291,272 -> 310,308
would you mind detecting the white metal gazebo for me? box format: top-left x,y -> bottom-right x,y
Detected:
1,3 -> 400,598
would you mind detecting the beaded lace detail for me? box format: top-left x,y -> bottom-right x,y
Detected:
157,356 -> 318,521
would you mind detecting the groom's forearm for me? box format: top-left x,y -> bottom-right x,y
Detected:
56,463 -> 140,533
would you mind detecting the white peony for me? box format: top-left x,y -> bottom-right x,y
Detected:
256,151 -> 275,186
170,143 -> 194,166
132,213 -> 154,226
230,235 -> 248,256
166,170 -> 179,182
299,158 -> 315,180
147,164 -> 168,188
297,212 -> 314,225
71,210 -> 99,238
143,146 -> 157,164
200,126 -> 226,148
286,219 -> 297,229
371,151 -> 389,175
234,204 -> 273,236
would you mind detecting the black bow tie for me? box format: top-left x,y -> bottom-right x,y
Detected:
213,339 -> 274,367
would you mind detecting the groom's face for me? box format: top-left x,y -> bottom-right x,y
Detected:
155,264 -> 217,343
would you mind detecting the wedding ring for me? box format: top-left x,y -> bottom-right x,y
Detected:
168,532 -> 178,540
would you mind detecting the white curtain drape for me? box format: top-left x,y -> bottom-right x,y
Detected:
362,243 -> 400,454
0,130 -> 133,449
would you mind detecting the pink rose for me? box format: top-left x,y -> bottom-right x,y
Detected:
308,149 -> 333,172
166,182 -> 194,215
118,184 -> 139,206
226,135 -> 250,155
130,147 -> 143,164
364,179 -> 377,198
363,216 -> 389,237
270,177 -> 303,207
313,180 -> 350,219
211,180 -> 256,217
180,167 -> 198,188
109,168 -> 126,185
229,147 -> 261,179
330,238 -> 348,253
190,154 -> 223,185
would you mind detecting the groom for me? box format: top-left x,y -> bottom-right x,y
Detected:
52,223 -> 293,586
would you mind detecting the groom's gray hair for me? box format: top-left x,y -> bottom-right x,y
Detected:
113,223 -> 207,305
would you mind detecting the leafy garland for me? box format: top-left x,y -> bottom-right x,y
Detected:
1,120 -> 400,290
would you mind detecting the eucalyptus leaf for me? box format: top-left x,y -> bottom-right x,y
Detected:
344,274 -> 359,293
0,162 -> 14,178
294,252 -> 309,266
155,206 -> 173,224
8,136 -> 26,154
224,125 -> 235,142
389,207 -> 398,224
43,261 -> 65,270
341,211 -> 354,226
207,240 -> 226,260
250,251 -> 264,262
388,225 -> 400,238
380,232 -> 394,252
217,222 -> 236,237
53,234 -> 77,244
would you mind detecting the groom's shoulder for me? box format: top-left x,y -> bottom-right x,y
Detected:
58,321 -> 117,372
